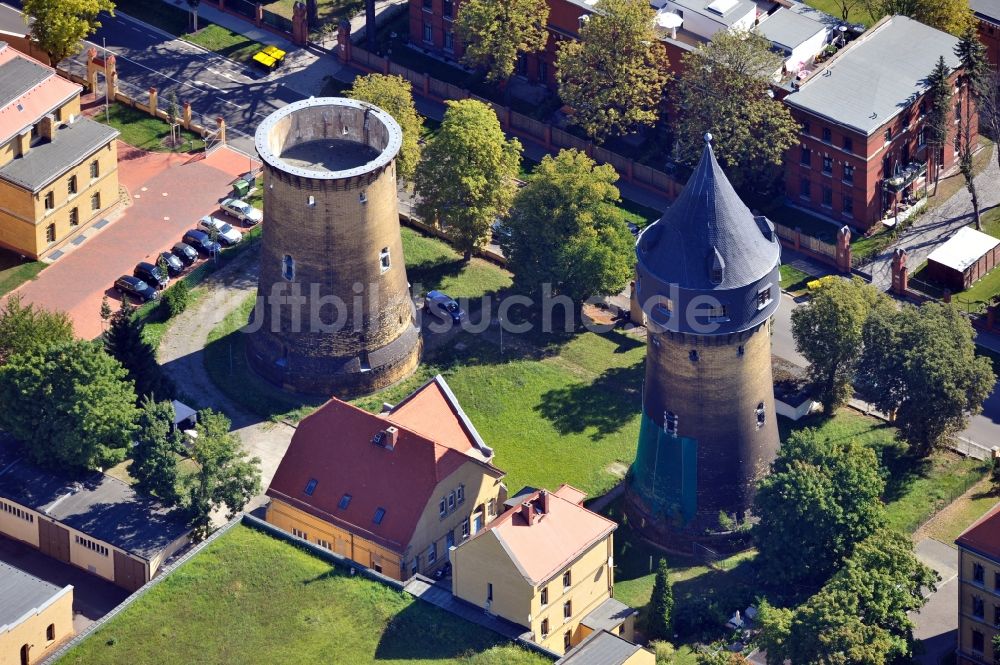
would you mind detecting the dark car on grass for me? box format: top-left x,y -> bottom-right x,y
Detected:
134,262 -> 168,289
115,275 -> 158,303
158,251 -> 184,276
172,242 -> 198,266
182,229 -> 221,257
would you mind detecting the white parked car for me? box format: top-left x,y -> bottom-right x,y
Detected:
198,215 -> 242,246
220,197 -> 262,226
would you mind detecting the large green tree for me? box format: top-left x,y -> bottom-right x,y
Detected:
104,303 -> 172,401
347,74 -> 423,182
131,397 -> 182,504
185,409 -> 261,540
954,26 -> 990,230
501,149 -> 633,308
675,30 -> 798,190
857,302 -> 995,456
555,0 -> 670,142
648,557 -> 674,640
925,56 -> 954,188
22,0 -> 115,67
866,0 -> 973,36
755,430 -> 886,595
454,0 -> 549,84
0,294 -> 73,365
0,340 -> 137,470
791,277 -> 890,414
414,99 -> 521,261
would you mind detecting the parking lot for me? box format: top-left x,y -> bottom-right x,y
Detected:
12,143 -> 259,339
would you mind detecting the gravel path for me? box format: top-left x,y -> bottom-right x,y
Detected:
157,250 -> 295,490
866,144 -> 1000,290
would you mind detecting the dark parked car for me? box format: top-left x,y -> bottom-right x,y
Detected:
115,275 -> 158,302
182,229 -> 221,256
172,242 -> 198,266
159,251 -> 184,276
424,290 -> 465,324
134,262 -> 168,289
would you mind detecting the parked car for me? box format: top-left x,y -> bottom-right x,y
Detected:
220,197 -> 262,226
491,220 -> 511,244
134,261 -> 168,289
115,275 -> 158,302
182,229 -> 221,256
158,251 -> 184,276
424,290 -> 465,324
172,242 -> 198,266
198,215 -> 242,246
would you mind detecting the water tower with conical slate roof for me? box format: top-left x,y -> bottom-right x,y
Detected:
627,134 -> 782,535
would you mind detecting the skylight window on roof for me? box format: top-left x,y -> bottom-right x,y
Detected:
303,478 -> 318,496
707,0 -> 737,15
339,494 -> 352,509
373,507 -> 386,524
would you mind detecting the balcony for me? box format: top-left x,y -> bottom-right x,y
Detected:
882,161 -> 927,193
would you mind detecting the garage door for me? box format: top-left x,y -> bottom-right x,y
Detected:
38,519 -> 70,563
113,550 -> 147,592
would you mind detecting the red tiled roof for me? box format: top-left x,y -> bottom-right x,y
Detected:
266,388 -> 503,553
386,375 -> 493,460
956,500 -> 1000,560
0,43 -> 80,145
467,484 -> 617,586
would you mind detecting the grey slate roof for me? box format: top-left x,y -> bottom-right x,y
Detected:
756,7 -> 828,51
555,630 -> 645,665
670,0 -> 757,27
784,15 -> 962,135
0,436 -> 190,560
0,55 -> 50,111
580,597 -> 638,633
0,560 -> 70,630
970,0 -> 1000,21
0,7 -> 31,35
0,116 -> 118,192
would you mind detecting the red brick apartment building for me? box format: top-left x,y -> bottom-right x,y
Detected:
782,15 -> 974,231
971,0 -> 1000,68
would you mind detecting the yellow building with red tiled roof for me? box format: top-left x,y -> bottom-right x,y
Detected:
957,501 -> 1000,664
451,485 -> 639,656
265,375 -> 507,581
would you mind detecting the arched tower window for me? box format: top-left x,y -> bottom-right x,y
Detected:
689,349 -> 699,362
664,411 -> 678,436
282,254 -> 294,280
755,402 -> 766,429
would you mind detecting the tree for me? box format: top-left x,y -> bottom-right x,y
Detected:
501,149 -> 633,308
100,295 -> 113,328
185,409 -> 261,540
926,56 -> 953,189
0,340 -> 137,470
414,100 -> 521,260
131,397 -> 181,504
0,294 -> 73,365
185,0 -> 200,32
161,280 -> 191,318
866,0 -> 973,36
454,0 -> 549,84
648,558 -> 674,640
347,74 -> 423,181
791,277 -> 891,414
22,0 -> 115,68
954,26 -> 990,230
857,302 -> 995,456
555,0 -> 670,142
675,30 -> 798,190
829,0 -> 866,21
755,430 -> 886,595
104,303 -> 172,401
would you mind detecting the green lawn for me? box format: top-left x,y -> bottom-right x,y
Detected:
265,0 -> 362,22
62,525 -> 546,665
103,104 -> 205,153
803,0 -> 875,25
925,479 -> 1000,546
183,24 -> 266,63
402,227 -> 512,298
779,264 -> 811,291
950,206 -> 1000,308
0,248 -> 44,296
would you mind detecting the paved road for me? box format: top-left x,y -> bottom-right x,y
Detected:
912,538 -> 959,665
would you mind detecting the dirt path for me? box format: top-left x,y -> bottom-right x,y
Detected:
157,250 -> 295,491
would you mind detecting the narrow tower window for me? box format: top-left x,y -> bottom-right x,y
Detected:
307,195 -> 315,207
664,411 -> 678,436
755,402 -> 766,429
737,345 -> 745,357
380,247 -> 391,272
689,349 -> 699,362
282,254 -> 294,280
359,191 -> 367,204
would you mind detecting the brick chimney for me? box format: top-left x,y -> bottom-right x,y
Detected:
520,501 -> 535,524
384,426 -> 398,450
38,114 -> 56,142
538,489 -> 549,515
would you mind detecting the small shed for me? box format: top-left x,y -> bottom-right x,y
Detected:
925,227 -> 1000,291
171,400 -> 198,432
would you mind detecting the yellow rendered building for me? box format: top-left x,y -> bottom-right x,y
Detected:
266,376 -> 507,581
0,41 -> 119,259
451,485 -> 640,656
957,502 -> 1000,664
0,561 -> 73,665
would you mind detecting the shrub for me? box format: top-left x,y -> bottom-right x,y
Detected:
162,280 -> 191,318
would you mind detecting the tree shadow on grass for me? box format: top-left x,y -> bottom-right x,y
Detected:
374,600 -> 511,662
534,362 -> 644,440
407,257 -> 466,293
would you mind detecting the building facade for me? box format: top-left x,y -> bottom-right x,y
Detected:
971,0 -> 1000,69
0,42 -> 119,259
628,134 -> 781,533
266,375 -> 507,581
0,561 -> 73,665
451,485 -> 636,656
249,97 -> 420,397
956,502 -> 1000,664
782,16 -> 973,231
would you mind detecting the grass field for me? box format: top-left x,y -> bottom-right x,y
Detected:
104,104 -> 205,153
925,479 -> 999,546
62,525 -> 546,665
0,249 -> 44,297
803,0 -> 875,25
184,24 -> 267,63
779,264 -> 811,291
265,0 -> 362,22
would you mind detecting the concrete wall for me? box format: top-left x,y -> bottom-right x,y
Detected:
0,500 -> 39,547
0,585 -> 73,665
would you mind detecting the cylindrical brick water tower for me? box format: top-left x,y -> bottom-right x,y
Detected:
248,97 -> 421,397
